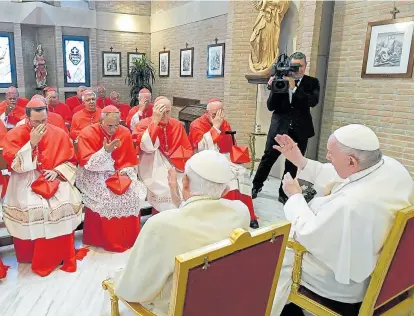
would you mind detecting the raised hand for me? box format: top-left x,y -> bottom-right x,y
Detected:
273,134 -> 307,169
167,167 -> 178,189
5,104 -> 15,116
282,173 -> 302,198
152,104 -> 166,124
43,169 -> 58,182
30,124 -> 46,148
104,137 -> 121,153
212,109 -> 225,129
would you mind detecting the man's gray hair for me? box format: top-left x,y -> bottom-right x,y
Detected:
337,141 -> 383,170
81,91 -> 96,102
184,163 -> 227,198
100,112 -> 120,121
290,51 -> 307,64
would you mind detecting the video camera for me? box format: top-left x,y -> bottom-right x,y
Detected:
267,53 -> 301,94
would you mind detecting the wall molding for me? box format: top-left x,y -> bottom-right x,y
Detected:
150,1 -> 229,33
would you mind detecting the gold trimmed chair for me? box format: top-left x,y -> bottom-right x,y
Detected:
287,206 -> 414,316
102,221 -> 291,316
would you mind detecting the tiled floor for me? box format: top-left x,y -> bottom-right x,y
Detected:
0,176 -> 301,316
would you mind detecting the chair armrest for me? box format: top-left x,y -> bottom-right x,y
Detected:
102,279 -> 121,316
287,239 -> 308,293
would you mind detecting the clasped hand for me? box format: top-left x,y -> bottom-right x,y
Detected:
43,170 -> 58,182
104,137 -> 121,153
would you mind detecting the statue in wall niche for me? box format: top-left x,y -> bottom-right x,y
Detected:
249,0 -> 290,74
33,44 -> 47,89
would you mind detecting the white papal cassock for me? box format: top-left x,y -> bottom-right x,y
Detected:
271,155 -> 413,315
110,197 -> 250,316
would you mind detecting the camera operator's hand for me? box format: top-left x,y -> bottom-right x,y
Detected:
268,76 -> 275,86
283,76 -> 296,89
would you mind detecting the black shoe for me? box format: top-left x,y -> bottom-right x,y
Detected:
250,219 -> 259,229
251,187 -> 262,199
278,195 -> 288,205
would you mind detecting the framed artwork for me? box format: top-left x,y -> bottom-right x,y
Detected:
180,47 -> 194,77
159,50 -> 170,77
127,52 -> 145,74
207,43 -> 225,77
102,51 -> 121,77
0,32 -> 17,88
361,17 -> 414,78
62,35 -> 90,87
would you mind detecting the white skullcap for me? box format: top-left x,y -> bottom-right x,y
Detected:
333,124 -> 380,151
187,150 -> 234,184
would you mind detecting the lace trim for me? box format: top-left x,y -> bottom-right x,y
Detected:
147,190 -> 173,204
84,147 -> 115,172
2,203 -> 82,225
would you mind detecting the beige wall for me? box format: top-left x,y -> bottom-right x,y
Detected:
320,0 -> 414,174
151,14 -> 227,108
94,1 -> 151,16
96,30 -> 151,104
151,1 -> 192,15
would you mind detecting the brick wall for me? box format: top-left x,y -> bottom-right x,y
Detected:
151,15 -> 227,111
151,1 -> 192,14
320,0 -> 414,174
96,29 -> 151,104
94,1 -> 151,16
223,1 -> 258,146
37,27 -> 57,89
21,25 -> 37,98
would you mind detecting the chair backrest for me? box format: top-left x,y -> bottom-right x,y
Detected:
168,221 -> 291,316
359,206 -> 414,315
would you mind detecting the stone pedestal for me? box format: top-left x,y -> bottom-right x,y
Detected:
245,74 -> 285,180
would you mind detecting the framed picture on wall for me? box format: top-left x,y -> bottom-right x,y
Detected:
0,32 -> 17,88
127,52 -> 145,74
180,47 -> 194,77
361,17 -> 414,78
62,35 -> 90,87
159,50 -> 170,77
207,43 -> 225,77
102,51 -> 122,77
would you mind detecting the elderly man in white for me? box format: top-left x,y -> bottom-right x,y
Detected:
271,124 -> 413,315
109,150 -> 250,316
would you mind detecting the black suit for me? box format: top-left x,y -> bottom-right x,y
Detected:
253,75 -> 320,199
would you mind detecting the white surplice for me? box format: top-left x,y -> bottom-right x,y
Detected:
271,155 -> 414,315
2,142 -> 82,240
0,113 -> 17,129
138,129 -> 184,212
130,111 -> 143,132
76,148 -> 147,219
196,129 -> 251,196
109,196 -> 250,316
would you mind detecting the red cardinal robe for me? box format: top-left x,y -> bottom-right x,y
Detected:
0,103 -> 26,127
48,102 -> 72,124
70,108 -> 102,140
189,112 -> 234,153
126,103 -> 154,129
133,117 -> 192,170
107,103 -> 131,121
19,112 -> 69,134
0,257 -> 8,279
96,96 -> 111,109
66,96 -> 82,113
189,113 -> 257,221
77,123 -> 141,252
2,123 -> 87,276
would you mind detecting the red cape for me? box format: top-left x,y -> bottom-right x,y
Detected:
107,103 -> 131,121
126,103 -> 154,129
0,102 -> 26,126
66,96 -> 82,113
77,123 -> 138,170
189,113 -> 234,153
96,97 -> 111,109
2,123 -> 76,169
70,108 -> 102,140
133,117 -> 192,169
48,102 -> 72,124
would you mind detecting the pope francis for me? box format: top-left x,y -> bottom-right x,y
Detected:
110,150 -> 251,315
271,124 -> 414,315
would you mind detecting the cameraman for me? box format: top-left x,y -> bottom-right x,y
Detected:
252,52 -> 320,204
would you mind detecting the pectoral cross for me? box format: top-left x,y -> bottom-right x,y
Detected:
390,6 -> 399,19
